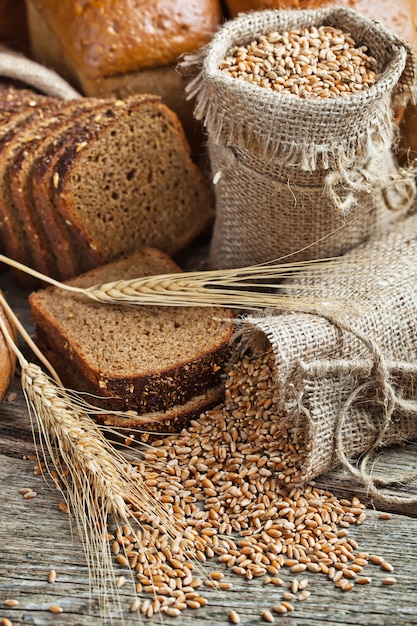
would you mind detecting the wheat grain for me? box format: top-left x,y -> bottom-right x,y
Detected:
220,26 -> 379,99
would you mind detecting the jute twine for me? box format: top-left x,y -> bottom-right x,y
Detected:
236,212 -> 417,503
179,8 -> 417,269
0,44 -> 80,99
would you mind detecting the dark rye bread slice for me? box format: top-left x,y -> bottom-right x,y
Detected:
29,248 -> 234,414
0,99 -> 62,286
9,97 -> 105,280
0,82 -> 56,266
1,100 -> 83,279
30,101 -> 128,280
35,337 -> 224,434
50,94 -> 214,264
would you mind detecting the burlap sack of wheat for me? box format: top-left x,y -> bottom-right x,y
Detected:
236,211 -> 417,489
180,8 -> 417,269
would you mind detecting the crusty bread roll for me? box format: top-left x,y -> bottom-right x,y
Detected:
25,0 -> 223,151
0,291 -> 16,404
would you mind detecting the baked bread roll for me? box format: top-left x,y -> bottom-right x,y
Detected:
25,0 -> 223,150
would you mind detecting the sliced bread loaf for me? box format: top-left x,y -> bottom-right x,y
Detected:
30,99 -> 151,280
35,335 -> 225,433
49,94 -> 214,263
0,100 -> 63,286
9,98 -> 106,280
29,248 -> 234,414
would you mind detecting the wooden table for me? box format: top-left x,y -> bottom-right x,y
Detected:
1,270 -> 417,626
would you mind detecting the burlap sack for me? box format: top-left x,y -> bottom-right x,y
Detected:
237,211 -> 417,501
0,44 -> 80,99
180,8 -> 417,269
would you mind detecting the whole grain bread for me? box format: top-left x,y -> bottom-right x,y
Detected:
10,98 -> 108,280
36,335 -> 225,433
0,98 -> 63,286
48,94 -> 214,264
30,102 -> 121,280
29,248 -> 234,414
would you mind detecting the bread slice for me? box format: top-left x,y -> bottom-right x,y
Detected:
29,100 -> 147,280
29,248 -> 234,414
0,99 -> 62,286
35,336 -> 225,433
0,81 -> 60,259
1,100 -> 84,278
49,94 -> 214,263
9,98 -> 106,280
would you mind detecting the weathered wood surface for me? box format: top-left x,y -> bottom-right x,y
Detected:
1,270 -> 417,626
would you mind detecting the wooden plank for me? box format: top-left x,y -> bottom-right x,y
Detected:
1,449 -> 417,625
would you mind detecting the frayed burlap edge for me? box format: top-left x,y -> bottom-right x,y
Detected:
179,7 -> 417,171
233,310 -> 417,505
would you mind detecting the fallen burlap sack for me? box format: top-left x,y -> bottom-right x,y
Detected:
180,8 -> 417,269
236,211 -> 417,502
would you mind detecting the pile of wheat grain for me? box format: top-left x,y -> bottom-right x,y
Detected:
110,346 -> 394,619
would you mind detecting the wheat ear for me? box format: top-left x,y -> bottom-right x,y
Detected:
0,297 -> 187,618
0,251 -> 353,311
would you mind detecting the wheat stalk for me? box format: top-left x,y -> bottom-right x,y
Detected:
0,294 -> 187,620
0,251 -> 355,311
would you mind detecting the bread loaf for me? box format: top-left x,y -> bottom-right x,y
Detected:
25,0 -> 223,149
0,85 -> 214,284
29,248 -> 234,418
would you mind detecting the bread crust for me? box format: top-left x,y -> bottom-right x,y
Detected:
9,98 -> 105,280
29,101 -> 119,280
0,291 -> 16,404
35,335 -> 225,433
